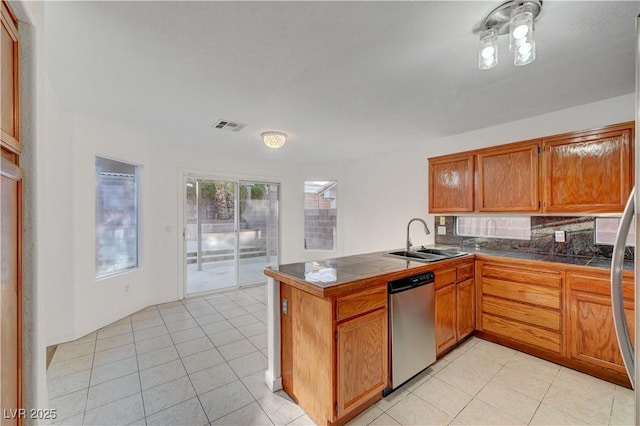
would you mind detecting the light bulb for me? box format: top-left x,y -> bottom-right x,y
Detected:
509,5 -> 534,52
481,46 -> 495,59
514,40 -> 536,66
512,24 -> 529,40
478,28 -> 498,70
519,42 -> 532,55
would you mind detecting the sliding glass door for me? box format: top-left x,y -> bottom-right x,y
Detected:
238,182 -> 279,286
184,176 -> 279,295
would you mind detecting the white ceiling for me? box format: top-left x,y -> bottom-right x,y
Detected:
44,1 -> 640,163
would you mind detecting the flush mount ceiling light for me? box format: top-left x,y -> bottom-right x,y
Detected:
262,131 -> 287,149
478,0 -> 542,70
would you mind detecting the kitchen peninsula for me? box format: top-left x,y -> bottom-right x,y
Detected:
264,248 -> 635,426
263,251 -> 474,426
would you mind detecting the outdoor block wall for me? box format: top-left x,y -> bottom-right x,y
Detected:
304,208 -> 337,250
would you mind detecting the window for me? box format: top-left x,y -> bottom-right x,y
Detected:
595,217 -> 635,246
456,216 -> 531,240
96,157 -> 138,278
304,181 -> 337,250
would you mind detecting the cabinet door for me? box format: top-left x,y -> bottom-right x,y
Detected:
1,1 -> 20,154
542,123 -> 633,213
456,278 -> 475,340
336,309 -> 387,419
568,291 -> 634,374
567,271 -> 635,377
428,154 -> 474,213
476,141 -> 540,212
435,284 -> 456,355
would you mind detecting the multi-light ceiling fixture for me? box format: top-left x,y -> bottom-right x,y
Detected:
262,131 -> 287,149
478,0 -> 542,70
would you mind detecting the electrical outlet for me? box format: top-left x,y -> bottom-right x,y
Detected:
282,298 -> 288,315
125,284 -> 130,292
439,216 -> 446,226
554,230 -> 565,243
437,226 -> 447,235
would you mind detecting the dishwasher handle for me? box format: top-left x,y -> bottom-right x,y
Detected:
389,284 -> 413,293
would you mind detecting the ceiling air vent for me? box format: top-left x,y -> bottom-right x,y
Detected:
213,119 -> 246,132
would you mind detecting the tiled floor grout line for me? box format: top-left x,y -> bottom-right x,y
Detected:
447,342 -> 498,426
151,291 -> 271,425
200,290 -> 275,425
152,301 -> 206,425
130,313 -> 148,426
80,332 -> 99,426
175,297 -> 215,425
526,361 -> 561,426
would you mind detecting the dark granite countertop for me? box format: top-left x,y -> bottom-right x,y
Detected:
456,246 -> 633,270
264,246 -> 633,295
265,252 -> 435,289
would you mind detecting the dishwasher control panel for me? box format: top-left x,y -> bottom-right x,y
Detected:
388,271 -> 435,294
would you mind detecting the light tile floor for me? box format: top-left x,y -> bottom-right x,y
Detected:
47,284 -> 635,426
186,257 -> 273,294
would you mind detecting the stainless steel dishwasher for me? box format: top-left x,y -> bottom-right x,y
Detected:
385,271 -> 436,395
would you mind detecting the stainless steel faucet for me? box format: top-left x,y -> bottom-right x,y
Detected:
406,217 -> 431,252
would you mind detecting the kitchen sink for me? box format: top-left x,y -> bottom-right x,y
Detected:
383,247 -> 468,263
415,247 -> 467,258
385,250 -> 447,262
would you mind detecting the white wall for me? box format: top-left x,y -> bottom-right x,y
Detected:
42,108 -> 310,345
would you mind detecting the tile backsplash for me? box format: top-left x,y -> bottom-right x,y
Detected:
435,216 -> 635,261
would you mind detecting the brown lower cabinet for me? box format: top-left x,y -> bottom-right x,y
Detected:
476,256 -> 635,388
566,269 -> 635,384
277,253 -> 635,426
280,281 -> 388,426
435,261 -> 475,356
476,259 -> 563,355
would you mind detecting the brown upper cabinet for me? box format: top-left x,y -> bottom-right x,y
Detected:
428,153 -> 474,213
476,140 -> 540,212
542,122 -> 634,213
1,0 -> 20,154
428,121 -> 634,214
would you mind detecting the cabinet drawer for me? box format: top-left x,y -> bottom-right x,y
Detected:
483,296 -> 561,331
336,286 -> 386,322
482,314 -> 561,353
457,263 -> 474,281
435,268 -> 456,290
482,277 -> 561,309
482,264 -> 561,288
568,272 -> 634,300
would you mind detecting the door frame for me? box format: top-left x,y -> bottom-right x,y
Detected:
1,155 -> 23,419
177,168 -> 281,299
